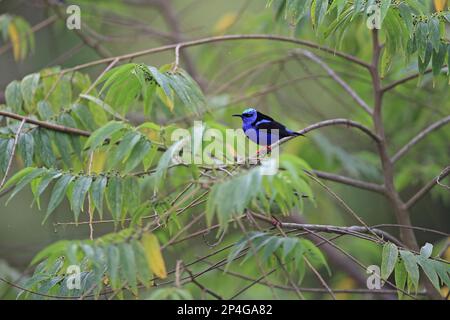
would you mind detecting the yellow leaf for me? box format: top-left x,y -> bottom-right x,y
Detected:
157,86 -> 174,112
90,150 -> 107,174
8,23 -> 21,61
141,233 -> 167,279
213,12 -> 237,35
434,0 -> 448,11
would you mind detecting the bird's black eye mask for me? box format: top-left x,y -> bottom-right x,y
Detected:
243,113 -> 253,118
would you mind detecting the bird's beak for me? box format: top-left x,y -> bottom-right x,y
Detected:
232,114 -> 242,118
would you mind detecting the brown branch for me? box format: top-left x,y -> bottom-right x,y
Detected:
370,29 -> 440,299
405,166 -> 450,209
311,169 -> 385,194
294,49 -> 372,114
382,66 -> 448,93
391,115 -> 450,163
251,213 -> 403,247
269,119 -> 380,152
48,2 -> 112,58
0,110 -> 90,137
43,34 -> 371,77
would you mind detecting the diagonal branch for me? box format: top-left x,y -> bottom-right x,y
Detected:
293,49 -> 372,114
405,166 -> 450,209
391,115 -> 450,163
382,66 -> 448,93
271,118 -> 381,150
311,169 -> 385,194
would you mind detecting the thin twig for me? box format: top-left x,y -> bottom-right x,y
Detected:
294,49 -> 372,114
0,119 -> 26,189
391,116 -> 450,163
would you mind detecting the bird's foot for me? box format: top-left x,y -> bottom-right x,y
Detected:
256,145 -> 272,157
270,216 -> 282,227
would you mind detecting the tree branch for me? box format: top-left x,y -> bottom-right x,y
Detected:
251,212 -> 404,247
391,115 -> 450,163
382,66 -> 448,93
0,110 -> 90,137
44,34 -> 371,77
271,118 -> 380,150
311,169 -> 385,194
293,49 -> 372,114
405,166 -> 450,209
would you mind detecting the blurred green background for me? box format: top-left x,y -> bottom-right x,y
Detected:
0,0 -> 448,299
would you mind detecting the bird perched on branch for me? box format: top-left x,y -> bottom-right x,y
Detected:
233,108 -> 303,152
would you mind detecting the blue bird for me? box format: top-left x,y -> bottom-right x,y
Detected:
233,108 -> 303,149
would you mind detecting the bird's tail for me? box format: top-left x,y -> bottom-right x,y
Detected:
290,131 -> 305,137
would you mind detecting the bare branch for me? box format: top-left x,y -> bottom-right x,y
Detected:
0,110 -> 90,137
251,212 -> 404,247
392,116 -> 450,163
44,34 -> 371,77
382,66 -> 448,93
311,169 -> 385,194
405,166 -> 450,209
294,49 -> 372,114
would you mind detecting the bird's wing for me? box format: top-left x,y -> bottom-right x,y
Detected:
254,119 -> 293,138
255,111 -> 275,122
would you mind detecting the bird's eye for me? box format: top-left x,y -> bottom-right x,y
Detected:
243,113 -> 252,118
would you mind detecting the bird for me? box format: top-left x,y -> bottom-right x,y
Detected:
233,108 -> 303,152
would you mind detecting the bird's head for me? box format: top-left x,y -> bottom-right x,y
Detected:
232,108 -> 257,124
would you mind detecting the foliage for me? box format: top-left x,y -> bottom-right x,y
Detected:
0,14 -> 35,61
0,0 -> 449,300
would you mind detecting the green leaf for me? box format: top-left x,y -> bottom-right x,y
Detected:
5,80 -> 23,112
58,113 -> 82,159
300,239 -> 331,275
6,167 -> 46,205
85,121 -> 127,151
147,66 -> 171,97
21,73 -> 40,108
32,171 -> 62,210
1,166 -> 36,191
72,104 -> 97,131
432,43 -> 447,78
91,176 -> 107,219
109,131 -> 142,169
434,261 -> 450,288
379,0 -> 391,27
399,250 -> 419,291
44,174 -> 75,223
18,133 -> 34,167
418,42 -> 432,75
398,3 -> 413,34
124,138 -> 151,173
80,94 -> 126,121
394,259 -> 407,299
416,21 -> 428,61
132,240 -> 152,287
381,242 -> 398,280
106,176 -> 123,224
417,257 -> 440,291
107,245 -> 120,290
428,17 -> 441,53
34,129 -> 56,168
70,176 -> 93,223
119,242 -> 137,294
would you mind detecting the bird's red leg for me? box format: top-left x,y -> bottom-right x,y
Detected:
256,145 -> 272,157
270,216 -> 282,227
